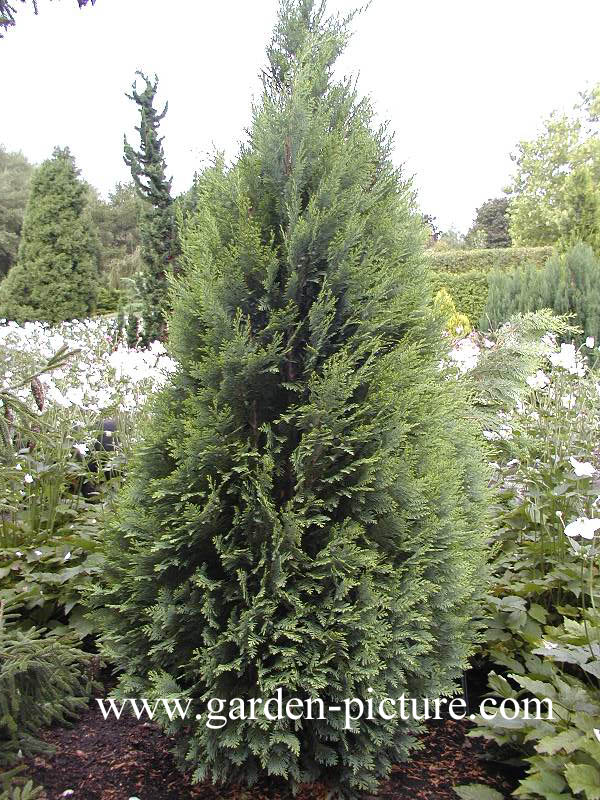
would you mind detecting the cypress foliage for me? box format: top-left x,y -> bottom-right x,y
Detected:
0,147 -> 98,324
92,2 -> 491,795
124,72 -> 178,346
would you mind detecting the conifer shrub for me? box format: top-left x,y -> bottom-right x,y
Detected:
0,148 -> 99,324
482,242 -> 600,342
0,599 -> 93,769
429,269 -> 488,326
123,73 -> 178,346
92,2 -> 491,795
433,289 -> 471,337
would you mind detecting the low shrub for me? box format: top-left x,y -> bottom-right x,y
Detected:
427,246 -> 553,275
429,269 -> 488,327
0,597 -> 93,776
433,288 -> 471,337
95,285 -> 121,315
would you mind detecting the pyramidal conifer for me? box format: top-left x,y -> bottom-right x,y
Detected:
93,2 -> 490,795
0,147 -> 98,323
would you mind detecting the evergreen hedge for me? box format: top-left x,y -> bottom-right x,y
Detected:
426,245 -> 553,275
92,2 -> 492,795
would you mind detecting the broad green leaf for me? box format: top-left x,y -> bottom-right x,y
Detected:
565,763 -> 600,800
454,784 -> 504,800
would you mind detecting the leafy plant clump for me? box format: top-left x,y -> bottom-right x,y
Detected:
469,339 -> 600,799
92,1 -> 492,796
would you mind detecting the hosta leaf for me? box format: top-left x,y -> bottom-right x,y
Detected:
528,603 -> 547,623
582,660 -> 600,680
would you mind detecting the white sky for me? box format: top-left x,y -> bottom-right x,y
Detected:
1,0 -> 599,233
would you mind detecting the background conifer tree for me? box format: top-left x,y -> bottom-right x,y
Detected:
0,146 -> 98,323
93,2 -> 491,795
0,145 -> 34,277
124,72 -> 178,346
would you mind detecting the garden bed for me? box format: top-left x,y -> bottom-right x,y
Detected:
25,685 -> 517,800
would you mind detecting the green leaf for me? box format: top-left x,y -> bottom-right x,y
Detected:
454,785 -> 504,800
565,763 -> 600,799
528,602 -> 547,623
536,728 -> 585,754
582,660 -> 600,680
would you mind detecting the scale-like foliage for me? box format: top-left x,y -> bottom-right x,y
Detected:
92,2 -> 491,795
0,148 -> 98,323
124,73 -> 178,346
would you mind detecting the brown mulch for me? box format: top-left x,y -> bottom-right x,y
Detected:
24,700 -> 517,800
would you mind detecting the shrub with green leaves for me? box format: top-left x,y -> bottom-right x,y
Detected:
433,288 -> 471,337
467,339 -> 600,800
482,243 -> 600,342
91,2 -> 491,796
0,147 -> 99,324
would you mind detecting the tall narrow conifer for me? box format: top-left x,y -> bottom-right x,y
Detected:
93,3 -> 491,795
124,72 -> 178,345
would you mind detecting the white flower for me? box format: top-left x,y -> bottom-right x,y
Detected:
15,464 -> 21,470
24,473 -> 34,484
34,549 -> 42,556
564,516 -> 600,540
15,550 -> 23,557
562,393 -> 576,410
526,370 -> 550,390
73,442 -> 89,457
483,430 -> 500,441
63,551 -> 71,561
449,337 -> 480,373
569,456 -> 596,478
586,337 -> 595,348
549,343 -> 586,376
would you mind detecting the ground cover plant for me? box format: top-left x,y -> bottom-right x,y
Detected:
0,315 -> 175,795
